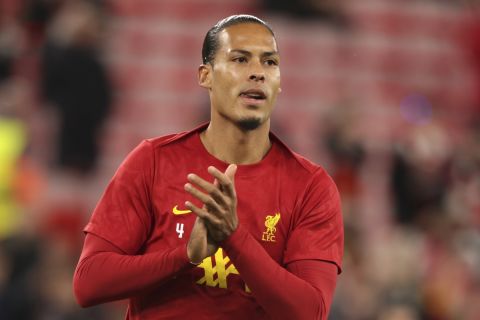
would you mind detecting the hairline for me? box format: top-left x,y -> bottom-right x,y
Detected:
209,23 -> 277,66
202,15 -> 277,66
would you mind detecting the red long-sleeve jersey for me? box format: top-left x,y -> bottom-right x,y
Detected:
73,124 -> 344,319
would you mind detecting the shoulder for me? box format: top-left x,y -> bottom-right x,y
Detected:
119,123 -> 207,171
135,122 -> 208,154
271,132 -> 329,179
146,131 -> 192,149
147,123 -> 206,149
272,133 -> 338,202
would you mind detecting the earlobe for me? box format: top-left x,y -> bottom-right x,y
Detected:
198,64 -> 211,89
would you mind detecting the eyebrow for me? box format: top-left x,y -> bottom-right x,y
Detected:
229,49 -> 279,57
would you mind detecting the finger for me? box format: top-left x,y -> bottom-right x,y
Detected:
184,183 -> 223,213
208,165 -> 237,198
185,201 -> 222,226
207,166 -> 230,185
187,174 -> 227,206
225,164 -> 237,184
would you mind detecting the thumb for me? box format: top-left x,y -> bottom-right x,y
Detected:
225,164 -> 237,183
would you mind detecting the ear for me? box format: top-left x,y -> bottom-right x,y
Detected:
198,64 -> 212,89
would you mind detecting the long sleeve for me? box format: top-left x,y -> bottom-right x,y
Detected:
222,225 -> 338,320
73,233 -> 191,307
220,168 -> 342,319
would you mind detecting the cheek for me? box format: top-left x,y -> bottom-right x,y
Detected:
270,75 -> 281,96
221,75 -> 244,102
273,71 -> 281,88
213,69 -> 240,92
266,67 -> 280,86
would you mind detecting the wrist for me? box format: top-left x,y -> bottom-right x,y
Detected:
221,223 -> 246,248
186,243 -> 202,265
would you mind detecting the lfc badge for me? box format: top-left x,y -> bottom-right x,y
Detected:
262,213 -> 281,242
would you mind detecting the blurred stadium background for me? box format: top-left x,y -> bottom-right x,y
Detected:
1,0 -> 480,319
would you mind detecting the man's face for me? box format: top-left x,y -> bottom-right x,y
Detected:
199,23 -> 281,130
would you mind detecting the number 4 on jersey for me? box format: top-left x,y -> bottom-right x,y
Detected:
176,223 -> 184,238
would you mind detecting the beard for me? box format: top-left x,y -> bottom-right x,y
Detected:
236,117 -> 262,131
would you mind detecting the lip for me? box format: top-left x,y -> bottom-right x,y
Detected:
240,95 -> 265,106
239,88 -> 267,105
240,88 -> 267,98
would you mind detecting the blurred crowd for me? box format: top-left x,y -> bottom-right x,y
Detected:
0,0 -> 119,318
326,111 -> 480,319
1,0 -> 480,319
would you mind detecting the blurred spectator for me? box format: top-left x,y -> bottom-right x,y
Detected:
446,122 -> 480,228
21,0 -> 60,48
390,122 -> 452,226
330,226 -> 424,320
323,106 -> 365,201
0,232 -> 41,320
40,0 -> 112,174
463,2 -> 480,115
0,22 -> 29,238
35,234 -> 110,319
0,40 -> 14,82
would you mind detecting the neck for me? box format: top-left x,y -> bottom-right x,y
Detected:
200,119 -> 272,165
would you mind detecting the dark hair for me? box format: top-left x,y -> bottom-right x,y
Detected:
201,14 -> 275,65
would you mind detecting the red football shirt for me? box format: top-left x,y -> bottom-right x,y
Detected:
84,124 -> 343,319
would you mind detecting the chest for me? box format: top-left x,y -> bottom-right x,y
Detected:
145,168 -> 297,263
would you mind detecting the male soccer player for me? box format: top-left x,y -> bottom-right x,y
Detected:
73,14 -> 343,320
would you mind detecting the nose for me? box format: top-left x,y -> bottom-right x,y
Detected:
249,73 -> 265,82
249,60 -> 265,82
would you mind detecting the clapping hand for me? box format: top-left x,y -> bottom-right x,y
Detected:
185,164 -> 238,263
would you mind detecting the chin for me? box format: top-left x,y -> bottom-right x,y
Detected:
236,117 -> 263,131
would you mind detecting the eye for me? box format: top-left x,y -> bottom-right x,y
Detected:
265,59 -> 279,66
233,57 -> 248,63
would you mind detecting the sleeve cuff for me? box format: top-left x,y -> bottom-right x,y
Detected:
221,224 -> 251,259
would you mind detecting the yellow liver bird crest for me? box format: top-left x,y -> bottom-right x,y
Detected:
264,213 -> 281,235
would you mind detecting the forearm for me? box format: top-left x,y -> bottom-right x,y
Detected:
222,225 -> 337,320
73,233 -> 191,307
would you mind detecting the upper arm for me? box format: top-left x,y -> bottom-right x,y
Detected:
84,140 -> 156,254
284,169 -> 344,273
80,233 -> 124,258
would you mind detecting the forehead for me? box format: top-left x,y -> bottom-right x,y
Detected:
217,23 -> 278,53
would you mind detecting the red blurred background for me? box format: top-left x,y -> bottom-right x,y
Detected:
1,0 -> 479,319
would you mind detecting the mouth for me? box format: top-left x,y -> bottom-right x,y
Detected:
239,89 -> 267,104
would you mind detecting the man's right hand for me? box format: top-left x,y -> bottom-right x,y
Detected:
187,216 -> 218,264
